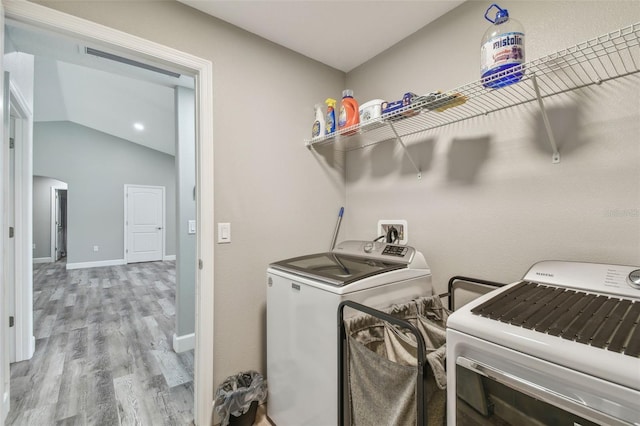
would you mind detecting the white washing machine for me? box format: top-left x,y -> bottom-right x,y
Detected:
266,240 -> 433,426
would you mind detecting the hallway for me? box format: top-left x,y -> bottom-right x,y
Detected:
6,261 -> 194,425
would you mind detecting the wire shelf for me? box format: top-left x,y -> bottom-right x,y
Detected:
305,22 -> 640,153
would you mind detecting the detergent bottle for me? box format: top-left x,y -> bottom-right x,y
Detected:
481,3 -> 525,88
325,98 -> 336,135
338,89 -> 359,135
311,103 -> 325,139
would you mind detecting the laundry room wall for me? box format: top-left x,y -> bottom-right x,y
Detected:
33,0 -> 346,394
344,1 -> 640,294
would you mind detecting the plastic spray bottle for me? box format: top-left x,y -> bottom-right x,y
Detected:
325,98 -> 336,135
338,89 -> 359,135
481,3 -> 525,88
312,104 -> 325,139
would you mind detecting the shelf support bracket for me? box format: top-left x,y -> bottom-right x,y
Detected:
389,122 -> 422,179
531,74 -> 560,164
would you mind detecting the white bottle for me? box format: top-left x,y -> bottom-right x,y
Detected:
312,103 -> 326,139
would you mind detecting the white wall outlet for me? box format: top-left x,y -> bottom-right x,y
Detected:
377,220 -> 408,245
217,222 -> 231,244
93,245 -> 99,252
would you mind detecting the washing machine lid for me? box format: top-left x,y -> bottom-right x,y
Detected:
269,252 -> 406,287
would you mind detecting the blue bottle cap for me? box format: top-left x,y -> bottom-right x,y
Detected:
495,8 -> 509,24
485,4 -> 509,24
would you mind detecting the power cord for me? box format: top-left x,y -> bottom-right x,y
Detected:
386,226 -> 399,244
373,227 -> 400,244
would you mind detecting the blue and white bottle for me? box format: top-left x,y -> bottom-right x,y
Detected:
481,3 -> 525,89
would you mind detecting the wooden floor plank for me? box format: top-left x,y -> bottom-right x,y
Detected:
55,358 -> 89,421
35,314 -> 58,339
151,349 -> 192,388
157,298 -> 176,316
7,260 -> 193,425
56,413 -> 87,426
113,374 -> 147,426
19,403 -> 58,426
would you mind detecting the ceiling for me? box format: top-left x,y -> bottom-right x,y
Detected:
178,0 -> 466,72
5,22 -> 191,156
4,2 -> 464,156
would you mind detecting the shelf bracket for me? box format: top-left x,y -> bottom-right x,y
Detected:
531,74 -> 560,164
389,122 -> 422,179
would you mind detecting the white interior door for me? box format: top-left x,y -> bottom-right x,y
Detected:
125,185 -> 164,263
0,2 -> 10,420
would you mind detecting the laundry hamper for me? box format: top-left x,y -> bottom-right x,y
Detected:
338,296 -> 451,426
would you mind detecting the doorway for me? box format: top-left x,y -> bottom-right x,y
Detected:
3,3 -> 215,425
32,176 -> 66,264
52,186 -> 67,262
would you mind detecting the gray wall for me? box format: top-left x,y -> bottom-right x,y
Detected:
37,1 -> 346,390
345,1 -> 640,293
32,176 -> 66,259
33,121 -> 177,264
175,86 -> 196,337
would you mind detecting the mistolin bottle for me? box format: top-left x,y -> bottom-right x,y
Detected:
481,3 -> 525,89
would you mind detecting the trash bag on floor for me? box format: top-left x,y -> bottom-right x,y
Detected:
214,370 -> 267,426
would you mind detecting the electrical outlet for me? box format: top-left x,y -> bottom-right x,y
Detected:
377,220 -> 408,245
93,245 -> 99,252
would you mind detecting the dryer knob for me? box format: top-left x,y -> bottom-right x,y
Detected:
363,242 -> 374,253
628,269 -> 640,289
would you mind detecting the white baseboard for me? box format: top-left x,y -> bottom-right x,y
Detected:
173,332 -> 195,353
33,257 -> 52,264
163,255 -> 176,261
66,259 -> 126,270
17,336 -> 36,362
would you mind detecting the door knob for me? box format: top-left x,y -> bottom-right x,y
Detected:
157,227 -> 162,230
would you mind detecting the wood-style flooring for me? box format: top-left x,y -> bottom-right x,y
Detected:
6,260 -> 194,426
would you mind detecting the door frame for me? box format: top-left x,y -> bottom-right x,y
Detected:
2,66 -> 35,393
124,184 -> 166,264
4,2 -> 215,425
8,77 -> 34,364
5,77 -> 15,365
1,9 -> 8,416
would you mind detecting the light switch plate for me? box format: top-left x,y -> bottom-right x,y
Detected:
217,222 -> 231,244
188,220 -> 196,234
